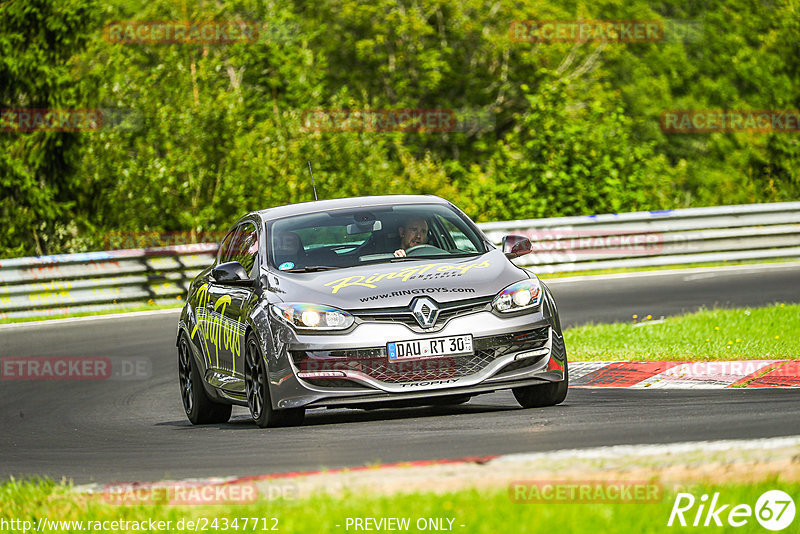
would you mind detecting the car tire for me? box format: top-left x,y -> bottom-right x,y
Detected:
178,334 -> 232,425
512,361 -> 569,408
245,333 -> 305,428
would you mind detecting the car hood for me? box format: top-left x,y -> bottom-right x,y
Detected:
268,249 -> 529,310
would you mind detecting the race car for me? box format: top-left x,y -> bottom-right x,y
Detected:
177,195 -> 568,427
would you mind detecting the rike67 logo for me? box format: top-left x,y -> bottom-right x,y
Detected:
668,490 -> 795,530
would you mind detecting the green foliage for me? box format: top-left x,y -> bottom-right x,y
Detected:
474,77 -> 664,220
3,476 -> 800,534
1,0 -> 799,258
0,0 -> 101,255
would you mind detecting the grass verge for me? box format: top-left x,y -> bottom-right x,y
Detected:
1,477 -> 796,533
565,302 -> 799,361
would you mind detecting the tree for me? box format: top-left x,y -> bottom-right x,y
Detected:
0,0 -> 100,256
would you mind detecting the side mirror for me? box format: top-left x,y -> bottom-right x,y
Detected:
502,235 -> 532,259
212,261 -> 257,287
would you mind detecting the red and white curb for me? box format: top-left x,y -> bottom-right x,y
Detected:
570,360 -> 800,388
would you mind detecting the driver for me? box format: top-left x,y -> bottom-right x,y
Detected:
393,217 -> 428,257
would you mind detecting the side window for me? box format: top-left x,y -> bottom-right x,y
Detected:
230,222 -> 259,276
218,227 -> 239,264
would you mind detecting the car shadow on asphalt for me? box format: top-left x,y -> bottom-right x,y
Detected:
157,401 -> 522,429
299,402 -> 520,427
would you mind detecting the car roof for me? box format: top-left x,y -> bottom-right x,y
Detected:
253,195 -> 453,221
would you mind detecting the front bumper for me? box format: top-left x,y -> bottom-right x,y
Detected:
264,302 -> 567,409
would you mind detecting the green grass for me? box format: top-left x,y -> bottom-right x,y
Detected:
1,477 -> 797,533
538,258 -> 799,279
0,302 -> 182,325
565,303 -> 799,361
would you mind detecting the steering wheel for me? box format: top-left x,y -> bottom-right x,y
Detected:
405,244 -> 448,257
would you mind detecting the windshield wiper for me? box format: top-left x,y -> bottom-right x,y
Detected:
284,265 -> 339,273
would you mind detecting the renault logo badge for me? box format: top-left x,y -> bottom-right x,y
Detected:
411,297 -> 439,328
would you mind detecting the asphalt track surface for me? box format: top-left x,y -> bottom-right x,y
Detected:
1,263 -> 799,484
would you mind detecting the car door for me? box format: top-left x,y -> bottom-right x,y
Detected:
207,220 -> 259,380
189,226 -> 237,374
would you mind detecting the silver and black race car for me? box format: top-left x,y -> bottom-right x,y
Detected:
177,195 -> 568,427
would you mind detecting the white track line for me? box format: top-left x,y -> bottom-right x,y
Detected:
488,435 -> 800,464
543,261 -> 800,284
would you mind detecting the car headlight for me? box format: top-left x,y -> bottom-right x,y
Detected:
492,278 -> 542,313
271,303 -> 354,330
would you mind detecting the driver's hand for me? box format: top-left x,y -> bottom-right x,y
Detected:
393,249 -> 407,257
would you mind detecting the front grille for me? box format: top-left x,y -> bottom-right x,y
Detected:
294,351 -> 486,384
352,297 -> 492,332
293,326 -> 549,388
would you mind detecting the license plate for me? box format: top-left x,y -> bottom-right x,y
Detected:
387,334 -> 473,360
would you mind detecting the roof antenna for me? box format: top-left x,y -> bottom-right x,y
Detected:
307,161 -> 318,201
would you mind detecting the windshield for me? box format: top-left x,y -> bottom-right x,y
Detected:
268,203 -> 486,271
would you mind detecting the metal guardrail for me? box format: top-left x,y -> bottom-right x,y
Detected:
0,244 -> 218,319
1,202 -> 798,319
480,201 -> 800,273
